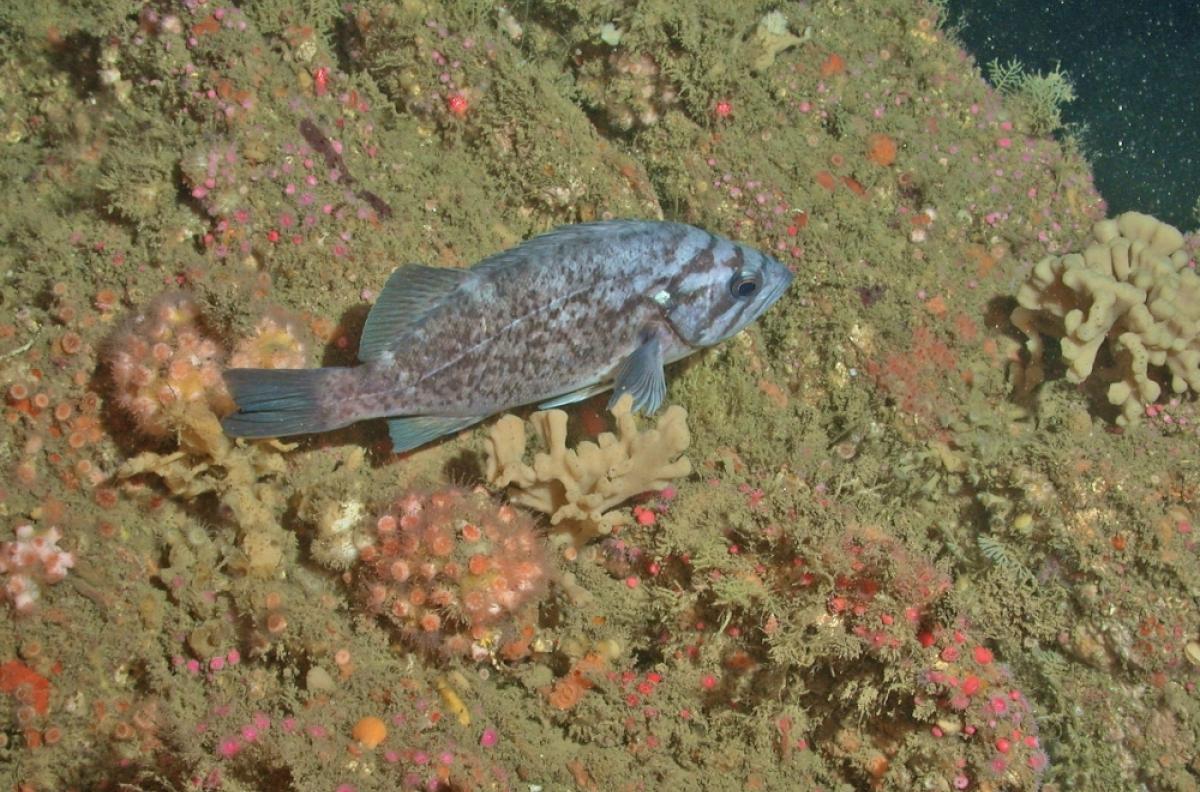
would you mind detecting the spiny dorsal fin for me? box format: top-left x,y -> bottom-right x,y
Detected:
467,221 -> 653,278
359,265 -> 471,362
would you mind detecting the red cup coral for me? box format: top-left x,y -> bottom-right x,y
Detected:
357,486 -> 550,660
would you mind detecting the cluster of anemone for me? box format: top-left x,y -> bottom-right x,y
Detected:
103,292 -> 310,438
578,50 -> 680,131
0,524 -> 75,614
102,292 -> 231,437
180,138 -> 247,220
357,486 -> 550,660
228,308 -> 310,370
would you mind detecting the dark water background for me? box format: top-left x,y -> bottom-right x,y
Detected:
947,0 -> 1200,230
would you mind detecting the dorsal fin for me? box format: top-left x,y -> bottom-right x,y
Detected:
358,265 -> 471,362
467,220 -> 654,278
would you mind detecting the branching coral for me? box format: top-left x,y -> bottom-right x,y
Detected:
117,404 -> 295,575
484,394 -> 691,543
1012,211 -> 1197,424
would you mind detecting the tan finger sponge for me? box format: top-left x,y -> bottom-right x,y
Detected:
1011,211 -> 1197,424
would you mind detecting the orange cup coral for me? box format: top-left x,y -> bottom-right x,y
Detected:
351,715 -> 388,749
867,133 -> 898,166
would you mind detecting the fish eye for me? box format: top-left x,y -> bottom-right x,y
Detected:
729,271 -> 761,299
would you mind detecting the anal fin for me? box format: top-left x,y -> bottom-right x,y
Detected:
538,381 -> 610,409
386,415 -> 482,453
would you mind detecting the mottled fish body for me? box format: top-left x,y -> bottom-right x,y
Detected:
222,220 -> 793,452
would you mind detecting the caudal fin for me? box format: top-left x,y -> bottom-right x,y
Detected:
221,368 -> 346,439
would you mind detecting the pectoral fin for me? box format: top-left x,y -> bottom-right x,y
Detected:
386,415 -> 481,453
607,334 -> 666,414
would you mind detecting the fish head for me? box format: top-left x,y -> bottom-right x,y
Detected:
657,239 -> 793,348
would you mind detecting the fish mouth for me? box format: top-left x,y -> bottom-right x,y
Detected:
744,266 -> 793,325
765,267 -> 794,307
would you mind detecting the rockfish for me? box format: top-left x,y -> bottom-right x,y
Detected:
221,220 -> 793,452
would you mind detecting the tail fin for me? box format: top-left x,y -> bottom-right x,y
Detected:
221,368 -> 347,439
